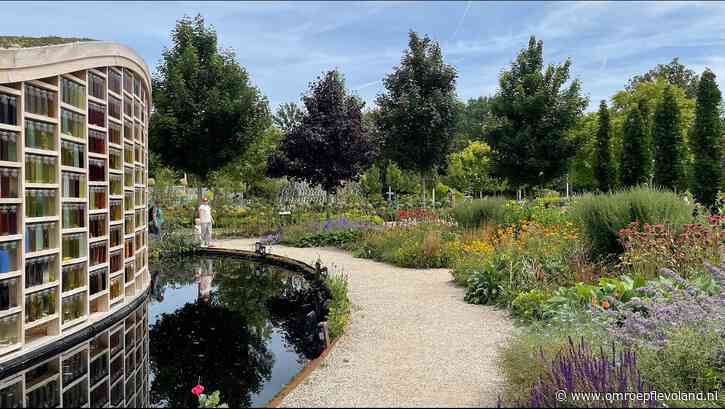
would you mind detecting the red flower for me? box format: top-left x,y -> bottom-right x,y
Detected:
192,384 -> 205,396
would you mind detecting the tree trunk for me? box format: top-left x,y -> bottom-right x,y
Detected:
421,175 -> 426,209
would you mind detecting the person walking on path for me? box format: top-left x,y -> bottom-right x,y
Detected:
149,200 -> 164,237
198,197 -> 214,247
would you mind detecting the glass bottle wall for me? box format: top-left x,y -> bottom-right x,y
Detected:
24,84 -> 56,118
0,277 -> 19,311
24,222 -> 57,253
89,186 -> 106,210
61,263 -> 85,292
89,214 -> 106,238
89,242 -> 106,267
88,72 -> 105,100
25,120 -> 56,151
24,287 -> 57,323
25,189 -> 56,218
60,77 -> 85,109
25,255 -> 57,288
0,205 -> 19,235
0,168 -> 19,198
61,171 -> 85,198
61,292 -> 85,324
25,154 -> 57,184
62,203 -> 85,229
0,130 -> 19,162
109,122 -> 122,145
0,241 -> 19,273
0,94 -> 18,125
61,141 -> 84,169
88,102 -> 105,128
89,129 -> 105,154
60,109 -> 85,139
89,158 -> 105,182
62,233 -> 86,260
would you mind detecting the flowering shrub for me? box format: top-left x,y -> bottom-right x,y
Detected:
281,217 -> 375,247
605,262 -> 725,347
618,218 -> 723,279
523,338 -> 658,408
192,384 -> 228,408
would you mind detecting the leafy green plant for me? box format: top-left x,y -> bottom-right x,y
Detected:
511,289 -> 549,321
464,262 -> 503,305
192,385 -> 228,408
637,324 -> 725,408
325,272 -> 351,341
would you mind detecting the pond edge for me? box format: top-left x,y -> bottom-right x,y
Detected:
200,247 -> 342,409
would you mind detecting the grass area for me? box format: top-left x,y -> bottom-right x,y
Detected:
0,36 -> 95,48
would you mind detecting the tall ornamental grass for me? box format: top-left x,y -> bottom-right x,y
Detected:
572,186 -> 694,260
451,197 -> 508,228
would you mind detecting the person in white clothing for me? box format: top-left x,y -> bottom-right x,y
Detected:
198,197 -> 214,247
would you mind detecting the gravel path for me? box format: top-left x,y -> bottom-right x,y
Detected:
218,239 -> 513,408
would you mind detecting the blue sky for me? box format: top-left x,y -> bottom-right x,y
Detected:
3,1 -> 725,111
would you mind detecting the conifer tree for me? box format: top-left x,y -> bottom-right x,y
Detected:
594,100 -> 614,191
620,100 -> 652,187
653,85 -> 688,191
691,69 -> 722,207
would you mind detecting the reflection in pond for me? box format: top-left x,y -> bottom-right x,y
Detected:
0,299 -> 149,408
148,255 -> 329,408
0,254 -> 330,408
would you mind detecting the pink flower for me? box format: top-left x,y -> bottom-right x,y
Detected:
192,384 -> 205,396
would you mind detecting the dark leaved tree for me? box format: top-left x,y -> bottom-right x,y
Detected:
691,69 -> 722,207
268,70 -> 377,192
620,99 -> 652,187
594,100 -> 614,192
150,15 -> 270,185
653,85 -> 688,191
485,36 -> 588,191
376,31 -> 458,198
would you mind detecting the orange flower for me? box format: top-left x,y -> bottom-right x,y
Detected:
601,299 -> 610,310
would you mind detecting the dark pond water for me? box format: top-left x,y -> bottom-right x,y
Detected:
0,255 -> 329,408
147,255 -> 328,408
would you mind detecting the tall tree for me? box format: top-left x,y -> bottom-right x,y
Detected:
273,102 -> 304,133
627,57 -> 699,98
376,31 -> 458,191
653,85 -> 688,191
268,70 -> 377,192
691,69 -> 722,207
485,36 -> 588,190
594,100 -> 614,191
620,99 -> 652,187
150,15 -> 270,184
446,140 -> 506,197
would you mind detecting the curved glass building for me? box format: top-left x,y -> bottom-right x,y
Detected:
0,41 -> 150,364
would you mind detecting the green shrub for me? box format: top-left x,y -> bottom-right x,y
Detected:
325,273 -> 351,341
451,197 -> 508,228
511,289 -> 549,321
464,259 -> 504,305
637,324 -> 725,408
451,254 -> 488,286
572,186 -> 694,259
351,224 -> 459,268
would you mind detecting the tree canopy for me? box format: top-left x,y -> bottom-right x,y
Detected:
268,70 -> 377,192
485,36 -> 588,189
376,31 -> 458,176
273,102 -> 304,134
150,15 -> 271,182
626,57 -> 700,98
446,140 -> 506,196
